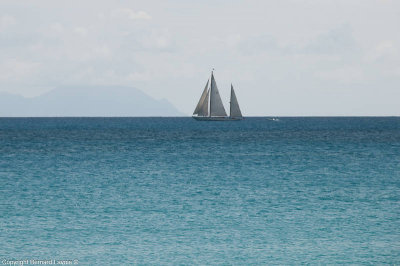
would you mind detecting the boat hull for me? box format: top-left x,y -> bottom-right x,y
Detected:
192,116 -> 243,121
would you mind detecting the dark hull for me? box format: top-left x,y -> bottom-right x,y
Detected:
192,116 -> 243,121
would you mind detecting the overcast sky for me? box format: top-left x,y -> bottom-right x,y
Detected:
1,0 -> 399,115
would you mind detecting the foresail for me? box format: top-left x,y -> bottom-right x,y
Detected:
198,89 -> 209,116
230,85 -> 242,118
210,73 -> 227,117
193,79 -> 209,115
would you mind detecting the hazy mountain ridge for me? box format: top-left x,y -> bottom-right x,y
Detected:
0,86 -> 184,117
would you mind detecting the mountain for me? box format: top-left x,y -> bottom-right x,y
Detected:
0,86 -> 184,117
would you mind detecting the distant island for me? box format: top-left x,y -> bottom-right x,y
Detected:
0,86 -> 183,117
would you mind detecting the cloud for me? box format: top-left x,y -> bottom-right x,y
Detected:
235,35 -> 278,56
142,29 -> 173,50
127,71 -> 151,82
222,25 -> 356,58
366,40 -> 398,61
0,59 -> 41,81
119,28 -> 176,53
113,8 -> 151,20
390,67 -> 400,77
0,14 -> 16,32
314,66 -> 364,83
50,23 -> 64,33
302,24 -> 355,55
73,26 -> 88,36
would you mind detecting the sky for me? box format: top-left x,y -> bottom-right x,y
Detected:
0,0 -> 399,116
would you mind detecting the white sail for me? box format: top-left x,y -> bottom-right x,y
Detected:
230,85 -> 242,118
199,89 -> 209,116
210,72 -> 227,117
193,79 -> 209,115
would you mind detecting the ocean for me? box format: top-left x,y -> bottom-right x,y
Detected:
1,117 -> 399,264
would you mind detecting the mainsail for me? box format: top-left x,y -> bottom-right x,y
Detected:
210,73 -> 227,117
193,79 -> 209,116
230,84 -> 242,118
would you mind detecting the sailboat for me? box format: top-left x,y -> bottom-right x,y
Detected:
192,71 -> 243,121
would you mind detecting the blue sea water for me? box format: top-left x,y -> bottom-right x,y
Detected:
1,117 -> 399,265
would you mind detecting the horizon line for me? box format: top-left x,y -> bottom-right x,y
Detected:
0,116 -> 399,118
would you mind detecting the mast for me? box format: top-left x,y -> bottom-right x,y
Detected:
209,71 -> 213,117
230,84 -> 232,118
